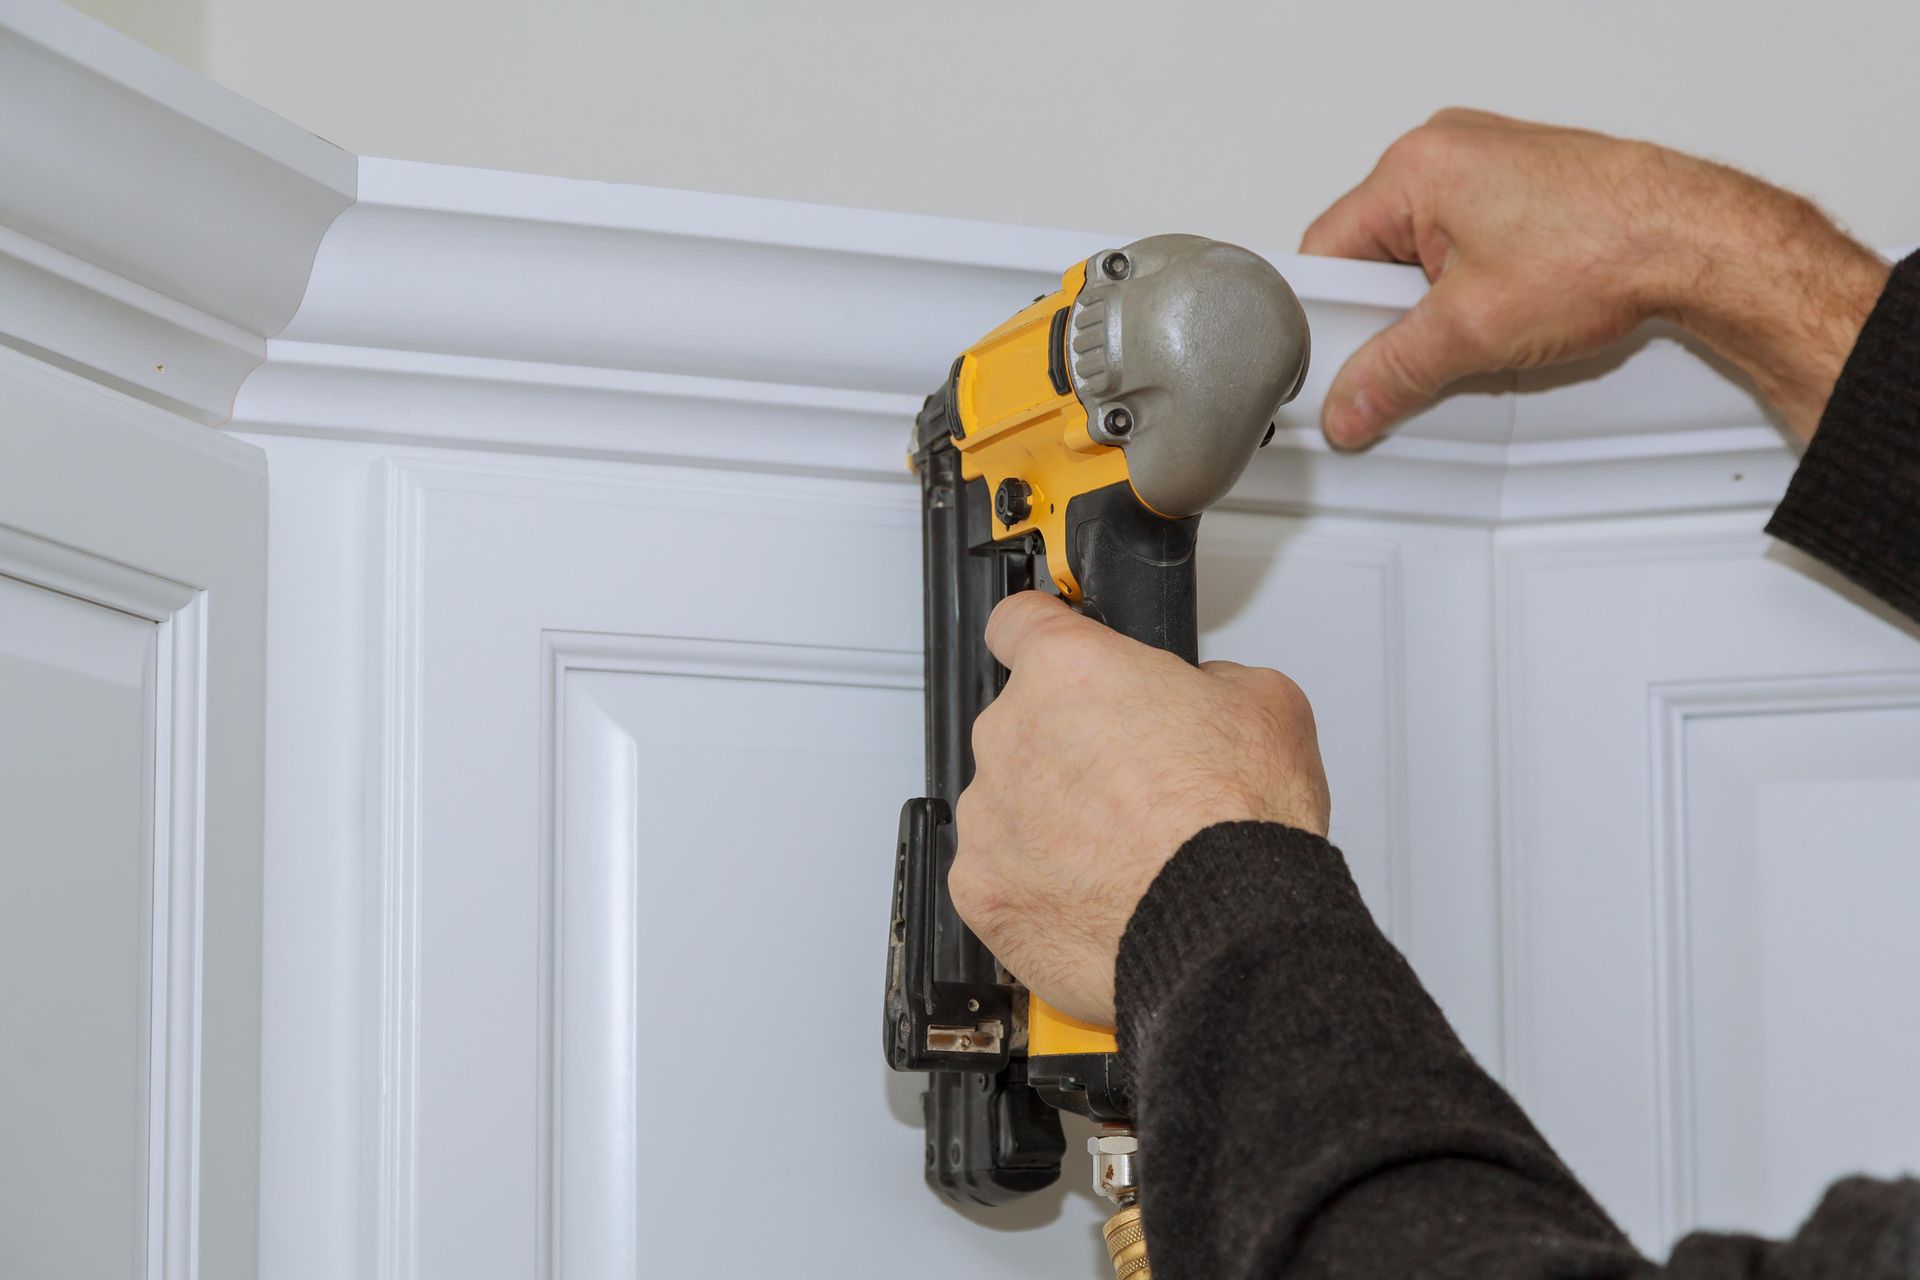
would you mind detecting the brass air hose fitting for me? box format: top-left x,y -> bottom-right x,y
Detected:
1102,1201 -> 1150,1279
1090,1129 -> 1149,1278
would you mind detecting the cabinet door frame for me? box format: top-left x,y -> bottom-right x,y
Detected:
1493,514 -> 1920,1249
0,347 -> 269,1280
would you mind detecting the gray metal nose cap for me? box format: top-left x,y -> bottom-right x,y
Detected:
1069,233 -> 1311,518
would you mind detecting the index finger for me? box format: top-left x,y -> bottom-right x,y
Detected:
1299,151 -> 1420,264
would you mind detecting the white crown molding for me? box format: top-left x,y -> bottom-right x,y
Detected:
4,2 -> 1795,519
231,156 -> 1798,522
0,0 -> 354,422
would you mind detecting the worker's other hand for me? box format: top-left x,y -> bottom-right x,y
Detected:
1300,109 -> 1889,446
950,592 -> 1330,1028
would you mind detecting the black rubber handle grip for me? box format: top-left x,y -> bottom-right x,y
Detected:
1062,481 -> 1201,664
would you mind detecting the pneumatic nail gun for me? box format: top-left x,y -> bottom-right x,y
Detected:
883,234 -> 1311,1278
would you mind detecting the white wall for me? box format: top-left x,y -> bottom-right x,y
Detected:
67,0 -> 1920,250
65,0 -> 199,68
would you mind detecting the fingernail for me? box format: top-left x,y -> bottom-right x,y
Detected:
1326,392 -> 1374,450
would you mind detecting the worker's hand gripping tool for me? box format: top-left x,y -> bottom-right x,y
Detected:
883,235 -> 1310,1259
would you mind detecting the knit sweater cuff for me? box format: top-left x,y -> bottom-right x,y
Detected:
1766,249 -> 1920,621
1113,820 -> 1362,1065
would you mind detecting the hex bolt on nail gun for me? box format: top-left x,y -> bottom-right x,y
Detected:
883,234 -> 1312,1278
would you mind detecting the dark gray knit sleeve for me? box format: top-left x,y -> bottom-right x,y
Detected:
1114,821 -> 1920,1279
1767,249 -> 1920,623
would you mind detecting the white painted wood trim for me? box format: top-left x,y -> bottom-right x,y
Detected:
227,155 -> 1803,523
0,0 -> 354,422
370,459 -> 426,1280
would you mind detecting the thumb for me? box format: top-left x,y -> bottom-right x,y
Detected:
1323,281 -> 1492,449
983,591 -> 1090,670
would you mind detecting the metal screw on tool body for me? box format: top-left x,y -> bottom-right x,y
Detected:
1103,407 -> 1134,439
1101,251 -> 1133,280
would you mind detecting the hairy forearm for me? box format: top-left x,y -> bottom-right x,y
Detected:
1635,148 -> 1890,438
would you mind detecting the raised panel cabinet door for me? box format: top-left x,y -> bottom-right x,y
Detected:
1496,514 -> 1920,1252
0,348 -> 268,1280
363,458 -> 1108,1280
336,452 -> 1477,1280
0,574 -> 153,1280
1681,699 -> 1920,1237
